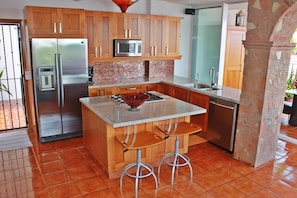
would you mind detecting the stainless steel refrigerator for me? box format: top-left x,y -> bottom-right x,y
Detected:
31,38 -> 88,142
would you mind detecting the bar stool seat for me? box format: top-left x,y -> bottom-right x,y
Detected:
156,121 -> 202,186
116,125 -> 164,198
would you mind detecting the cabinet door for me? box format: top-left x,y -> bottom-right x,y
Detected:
223,26 -> 246,89
173,86 -> 188,101
142,15 -> 171,58
88,88 -> 101,97
114,13 -> 142,39
25,6 -> 85,38
165,16 -> 180,57
142,15 -> 154,57
25,6 -> 58,37
145,83 -> 162,92
88,87 -> 118,96
57,8 -> 85,37
86,11 -> 114,61
189,91 -> 209,132
153,16 -> 166,57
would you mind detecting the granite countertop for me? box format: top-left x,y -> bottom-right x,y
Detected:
79,91 -> 206,128
89,76 -> 241,103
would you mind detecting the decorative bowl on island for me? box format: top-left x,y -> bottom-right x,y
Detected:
120,93 -> 150,111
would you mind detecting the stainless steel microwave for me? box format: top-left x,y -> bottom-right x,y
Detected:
113,39 -> 142,57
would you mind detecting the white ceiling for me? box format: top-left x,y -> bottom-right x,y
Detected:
160,0 -> 247,7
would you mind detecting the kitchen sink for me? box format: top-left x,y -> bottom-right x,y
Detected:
183,83 -> 221,91
199,87 -> 221,91
184,83 -> 210,89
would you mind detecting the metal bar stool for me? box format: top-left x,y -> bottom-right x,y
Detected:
116,124 -> 164,198
156,119 -> 202,186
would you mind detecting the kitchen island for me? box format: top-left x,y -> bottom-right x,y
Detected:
79,92 -> 206,179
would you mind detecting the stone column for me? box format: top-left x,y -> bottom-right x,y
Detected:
234,41 -> 276,166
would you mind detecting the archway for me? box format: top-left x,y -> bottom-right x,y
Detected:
234,0 -> 297,167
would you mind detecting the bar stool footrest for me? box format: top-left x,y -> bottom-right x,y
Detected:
163,152 -> 191,167
123,162 -> 156,179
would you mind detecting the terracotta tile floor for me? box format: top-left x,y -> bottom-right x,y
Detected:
1,123 -> 297,198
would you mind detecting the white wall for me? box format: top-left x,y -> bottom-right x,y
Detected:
227,2 -> 248,26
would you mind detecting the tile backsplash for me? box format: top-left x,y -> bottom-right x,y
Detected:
90,60 -> 174,82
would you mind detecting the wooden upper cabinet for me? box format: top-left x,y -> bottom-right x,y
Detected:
25,6 -> 85,38
165,16 -> 180,57
86,11 -> 114,61
142,15 -> 166,57
114,13 -> 142,39
223,26 -> 246,89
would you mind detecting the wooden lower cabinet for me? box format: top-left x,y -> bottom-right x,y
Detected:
88,87 -> 118,96
81,104 -> 190,179
88,84 -> 157,96
159,83 -> 188,101
188,91 -> 209,132
117,84 -> 146,94
145,83 -> 162,92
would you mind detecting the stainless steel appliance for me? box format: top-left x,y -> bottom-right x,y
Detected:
206,97 -> 239,152
113,39 -> 142,57
31,38 -> 88,142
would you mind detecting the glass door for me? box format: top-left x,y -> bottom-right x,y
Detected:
191,7 -> 222,84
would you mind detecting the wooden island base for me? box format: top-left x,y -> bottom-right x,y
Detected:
81,104 -> 193,179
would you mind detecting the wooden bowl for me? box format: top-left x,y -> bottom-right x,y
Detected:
120,93 -> 150,111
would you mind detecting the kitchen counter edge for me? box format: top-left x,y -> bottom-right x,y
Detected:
89,76 -> 241,104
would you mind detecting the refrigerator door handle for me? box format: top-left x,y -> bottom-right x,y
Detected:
55,53 -> 61,107
58,54 -> 64,107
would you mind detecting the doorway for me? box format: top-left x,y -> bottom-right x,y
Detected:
191,7 -> 222,83
0,23 -> 27,131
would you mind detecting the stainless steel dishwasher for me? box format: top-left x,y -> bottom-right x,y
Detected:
206,97 -> 239,152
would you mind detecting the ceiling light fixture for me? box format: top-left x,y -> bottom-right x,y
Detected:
112,0 -> 139,13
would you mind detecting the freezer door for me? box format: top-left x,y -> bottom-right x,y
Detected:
62,83 -> 88,134
31,38 -> 63,138
57,39 -> 88,134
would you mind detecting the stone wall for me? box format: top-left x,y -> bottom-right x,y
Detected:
234,0 -> 297,167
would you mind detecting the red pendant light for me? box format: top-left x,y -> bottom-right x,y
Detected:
112,0 -> 138,13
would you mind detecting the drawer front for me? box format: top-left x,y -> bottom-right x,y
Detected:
118,85 -> 145,94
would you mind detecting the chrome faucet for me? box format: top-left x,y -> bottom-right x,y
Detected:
194,73 -> 199,88
209,66 -> 216,88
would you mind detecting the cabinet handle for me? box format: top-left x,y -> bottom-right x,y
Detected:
125,29 -> 128,38
95,47 -> 98,58
150,46 -> 154,56
59,23 -> 62,33
53,22 -> 57,33
154,46 -> 157,56
166,46 -> 168,56
127,87 -> 136,90
99,47 -> 102,57
128,29 -> 131,38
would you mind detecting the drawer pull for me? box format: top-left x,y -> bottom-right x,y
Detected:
127,87 -> 137,90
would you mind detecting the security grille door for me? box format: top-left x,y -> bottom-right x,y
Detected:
0,24 -> 27,130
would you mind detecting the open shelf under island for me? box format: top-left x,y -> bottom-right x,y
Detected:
79,91 -> 206,179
